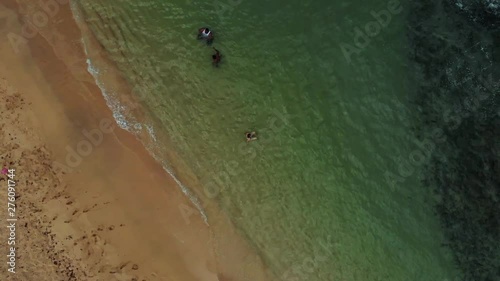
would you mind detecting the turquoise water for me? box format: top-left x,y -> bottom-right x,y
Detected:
72,0 -> 460,280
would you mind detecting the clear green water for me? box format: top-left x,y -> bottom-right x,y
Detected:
72,0 -> 459,280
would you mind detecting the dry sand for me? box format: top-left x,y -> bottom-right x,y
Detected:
0,1 -> 275,281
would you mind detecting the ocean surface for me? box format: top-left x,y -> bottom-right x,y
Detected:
67,0 -> 491,280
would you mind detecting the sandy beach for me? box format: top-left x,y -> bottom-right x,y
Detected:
0,1 -> 274,280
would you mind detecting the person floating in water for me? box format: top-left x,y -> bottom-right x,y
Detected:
245,131 -> 257,142
212,48 -> 221,67
197,27 -> 214,45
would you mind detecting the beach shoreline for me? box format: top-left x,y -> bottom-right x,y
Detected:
0,1 -> 275,280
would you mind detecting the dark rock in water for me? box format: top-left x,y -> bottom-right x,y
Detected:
408,0 -> 500,280
449,0 -> 500,30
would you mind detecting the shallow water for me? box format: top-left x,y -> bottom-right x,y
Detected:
72,0 -> 460,280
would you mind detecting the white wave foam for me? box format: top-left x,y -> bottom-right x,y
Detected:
85,51 -> 209,226
149,151 -> 209,225
72,2 -> 208,225
145,124 -> 157,142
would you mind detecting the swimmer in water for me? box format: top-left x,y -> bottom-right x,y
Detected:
197,27 -> 214,45
212,48 -> 221,67
245,131 -> 257,142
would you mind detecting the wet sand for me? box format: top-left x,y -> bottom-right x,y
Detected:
0,1 -> 274,280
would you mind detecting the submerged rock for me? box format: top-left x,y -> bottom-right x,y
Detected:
450,0 -> 500,30
407,0 -> 500,280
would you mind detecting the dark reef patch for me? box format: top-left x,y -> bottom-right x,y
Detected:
407,0 -> 499,280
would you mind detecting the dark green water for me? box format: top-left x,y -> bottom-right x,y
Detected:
408,1 -> 500,280
70,0 -> 463,280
